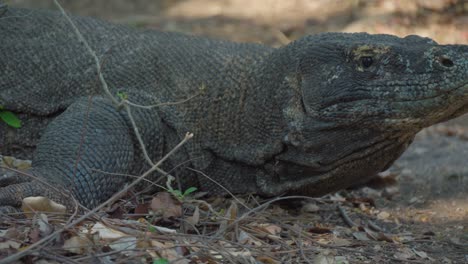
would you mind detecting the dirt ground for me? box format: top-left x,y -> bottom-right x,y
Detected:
2,0 -> 468,263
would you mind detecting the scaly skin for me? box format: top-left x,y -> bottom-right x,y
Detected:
0,7 -> 467,212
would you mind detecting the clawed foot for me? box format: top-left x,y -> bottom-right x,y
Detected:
0,168 -> 72,215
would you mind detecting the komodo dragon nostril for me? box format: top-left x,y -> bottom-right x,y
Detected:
438,56 -> 454,67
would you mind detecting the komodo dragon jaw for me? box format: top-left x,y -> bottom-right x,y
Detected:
0,6 -> 467,211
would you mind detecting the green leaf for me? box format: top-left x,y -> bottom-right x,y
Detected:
117,91 -> 128,100
147,225 -> 157,233
0,110 -> 21,128
153,259 -> 169,264
183,187 -> 197,196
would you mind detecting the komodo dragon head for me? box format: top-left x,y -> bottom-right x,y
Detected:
287,33 -> 468,128
259,33 -> 468,195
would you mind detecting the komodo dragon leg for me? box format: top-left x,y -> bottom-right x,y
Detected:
0,97 -> 160,213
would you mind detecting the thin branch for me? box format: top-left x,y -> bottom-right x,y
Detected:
338,205 -> 358,228
187,167 -> 251,211
124,104 -> 154,166
124,92 -> 199,109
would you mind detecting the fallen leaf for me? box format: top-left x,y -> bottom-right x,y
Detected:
151,225 -> 177,234
186,206 -> 200,226
28,228 -> 41,243
226,201 -> 238,225
150,192 -> 182,219
332,237 -> 352,247
256,223 -> 282,236
21,196 -> 66,217
256,256 -> 280,264
393,247 -> 415,260
0,238 -> 21,250
302,203 -> 320,213
37,213 -> 53,237
363,227 -> 393,242
352,232 -> 370,241
334,256 -> 349,264
238,230 -> 262,246
151,240 -> 189,264
412,249 -> 429,259
134,203 -> 149,215
314,253 -> 335,264
91,222 -> 128,240
63,235 -> 92,254
376,211 -> 390,220
108,236 -> 137,252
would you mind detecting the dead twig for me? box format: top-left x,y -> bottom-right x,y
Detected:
337,205 -> 357,228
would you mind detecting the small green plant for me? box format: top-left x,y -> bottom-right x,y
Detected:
165,175 -> 197,201
152,258 -> 169,264
116,91 -> 128,100
169,186 -> 197,201
0,106 -> 21,128
147,224 -> 157,233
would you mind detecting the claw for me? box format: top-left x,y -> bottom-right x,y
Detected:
0,180 -> 75,214
0,205 -> 21,216
0,182 -> 39,207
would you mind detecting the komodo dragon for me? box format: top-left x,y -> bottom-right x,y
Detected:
0,7 -> 467,213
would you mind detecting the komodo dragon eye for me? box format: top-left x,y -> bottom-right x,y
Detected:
360,56 -> 373,68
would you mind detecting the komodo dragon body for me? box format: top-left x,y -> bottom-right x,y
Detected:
0,7 -> 467,212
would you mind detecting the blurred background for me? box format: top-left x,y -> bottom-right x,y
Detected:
9,0 -> 467,46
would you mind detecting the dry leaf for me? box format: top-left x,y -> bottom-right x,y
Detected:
21,196 -> 66,217
302,203 -> 320,213
150,192 -> 182,219
256,256 -> 280,264
255,223 -> 282,236
238,230 -> 262,246
134,203 -> 149,215
151,240 -> 189,264
109,236 -> 137,252
0,239 -> 21,250
314,253 -> 335,264
363,227 -> 393,242
186,206 -> 200,226
334,256 -> 349,264
63,235 -> 92,254
332,237 -> 352,247
352,232 -> 370,241
37,213 -> 53,236
226,201 -> 238,225
29,228 -> 41,243
376,211 -> 390,220
0,228 -> 23,249
394,247 -> 415,260
412,249 -> 429,259
91,222 -> 128,240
